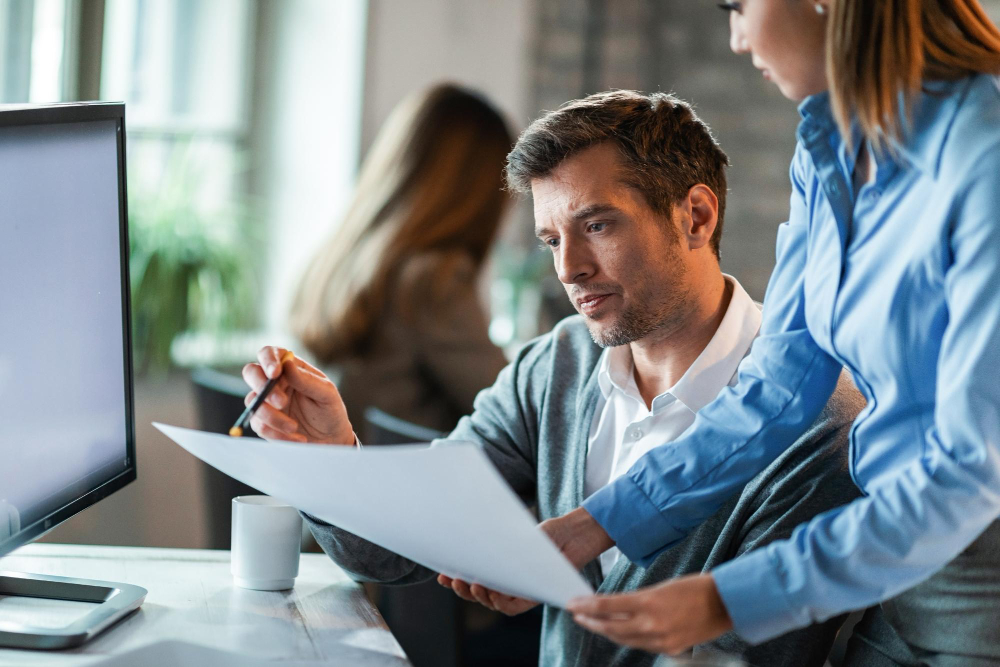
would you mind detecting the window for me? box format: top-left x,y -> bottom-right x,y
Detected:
1,0 -> 370,367
0,0 -> 73,103
101,0 -> 255,213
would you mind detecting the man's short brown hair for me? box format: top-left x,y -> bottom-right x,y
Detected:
505,90 -> 729,258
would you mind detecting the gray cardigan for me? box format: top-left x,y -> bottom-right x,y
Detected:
307,315 -> 865,666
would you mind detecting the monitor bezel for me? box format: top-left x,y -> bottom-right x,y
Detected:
0,102 -> 137,558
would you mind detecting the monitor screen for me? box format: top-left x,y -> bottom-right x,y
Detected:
0,105 -> 135,556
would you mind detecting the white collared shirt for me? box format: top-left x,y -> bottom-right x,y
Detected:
584,275 -> 762,575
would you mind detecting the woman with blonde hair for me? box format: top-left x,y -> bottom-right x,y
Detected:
290,84 -> 512,434
555,0 -> 1000,663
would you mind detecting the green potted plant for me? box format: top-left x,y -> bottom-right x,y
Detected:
128,146 -> 258,377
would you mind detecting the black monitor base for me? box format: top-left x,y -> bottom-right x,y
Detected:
0,571 -> 146,650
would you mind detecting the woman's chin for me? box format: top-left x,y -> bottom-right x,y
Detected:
771,78 -> 804,102
775,77 -> 830,104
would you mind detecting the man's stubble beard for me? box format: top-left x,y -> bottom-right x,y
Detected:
585,263 -> 691,349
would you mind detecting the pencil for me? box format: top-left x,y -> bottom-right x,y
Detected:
229,350 -> 295,437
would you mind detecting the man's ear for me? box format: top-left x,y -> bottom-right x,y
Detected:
679,184 -> 719,251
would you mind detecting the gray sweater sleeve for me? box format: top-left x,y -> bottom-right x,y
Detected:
699,373 -> 865,666
305,334 -> 550,584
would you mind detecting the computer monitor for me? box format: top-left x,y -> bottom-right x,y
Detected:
0,102 -> 146,650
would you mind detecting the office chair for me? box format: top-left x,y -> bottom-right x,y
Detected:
363,406 -> 445,444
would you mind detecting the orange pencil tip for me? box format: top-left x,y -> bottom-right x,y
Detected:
229,426 -> 243,437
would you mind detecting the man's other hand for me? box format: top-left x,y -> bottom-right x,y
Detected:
436,575 -> 538,616
436,506 -> 615,615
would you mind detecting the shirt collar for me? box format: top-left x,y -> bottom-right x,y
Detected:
796,77 -> 975,178
891,77 -> 972,176
596,344 -> 633,400
670,275 -> 761,412
595,275 -> 762,412
797,89 -> 834,126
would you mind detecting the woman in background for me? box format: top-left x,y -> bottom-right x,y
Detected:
289,84 -> 512,435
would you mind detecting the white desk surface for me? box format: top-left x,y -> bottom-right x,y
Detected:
0,543 -> 411,666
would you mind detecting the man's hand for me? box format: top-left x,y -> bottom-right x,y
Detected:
436,507 -> 615,615
435,575 -> 538,616
242,346 -> 355,445
567,573 -> 733,655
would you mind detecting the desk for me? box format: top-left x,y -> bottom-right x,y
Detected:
0,544 -> 410,666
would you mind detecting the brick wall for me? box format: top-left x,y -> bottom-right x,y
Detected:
527,0 -> 1000,301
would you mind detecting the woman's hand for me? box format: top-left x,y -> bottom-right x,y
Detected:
538,507 -> 615,568
567,573 -> 733,655
242,346 -> 356,445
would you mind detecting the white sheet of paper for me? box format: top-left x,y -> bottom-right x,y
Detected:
154,423 -> 592,607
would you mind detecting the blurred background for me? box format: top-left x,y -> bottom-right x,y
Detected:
2,0 -> 995,549
1,0 -> 997,603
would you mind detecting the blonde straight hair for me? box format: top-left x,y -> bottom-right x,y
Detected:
827,0 -> 1000,145
290,85 -> 513,363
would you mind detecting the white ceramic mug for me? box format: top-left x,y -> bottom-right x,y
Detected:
231,495 -> 302,590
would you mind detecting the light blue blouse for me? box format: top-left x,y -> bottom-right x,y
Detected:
582,74 -> 1000,643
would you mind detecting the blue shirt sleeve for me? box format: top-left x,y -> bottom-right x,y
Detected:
712,156 -> 1000,643
582,146 -> 844,565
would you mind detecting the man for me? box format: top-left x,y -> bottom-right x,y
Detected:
243,90 -> 863,665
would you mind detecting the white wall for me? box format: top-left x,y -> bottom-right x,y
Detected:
254,0 -> 368,331
360,0 -> 534,154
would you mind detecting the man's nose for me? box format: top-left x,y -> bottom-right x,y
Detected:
555,237 -> 595,285
729,12 -> 749,54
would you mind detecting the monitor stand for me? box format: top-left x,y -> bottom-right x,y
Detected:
0,571 -> 146,650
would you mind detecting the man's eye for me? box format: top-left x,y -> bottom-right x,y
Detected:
542,238 -> 559,249
587,222 -> 607,233
717,2 -> 742,13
